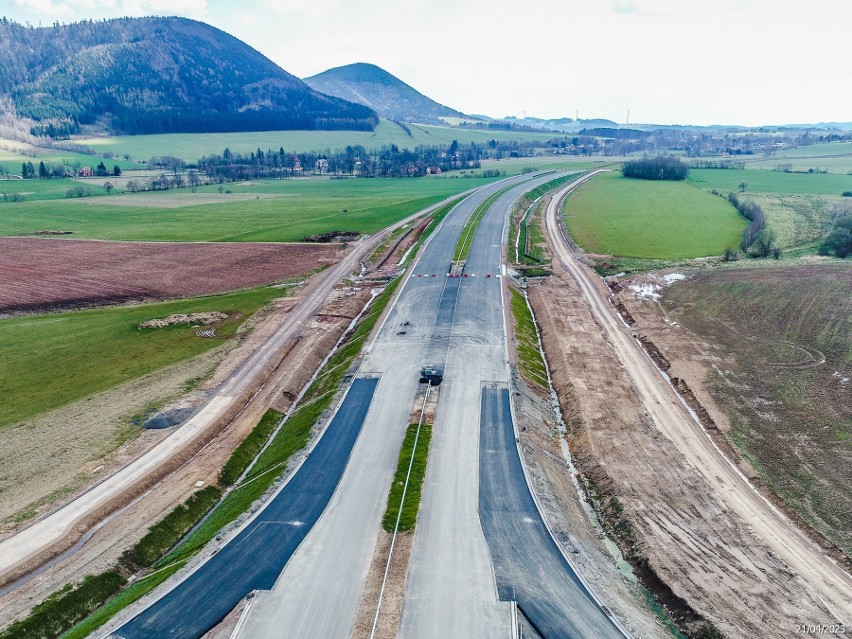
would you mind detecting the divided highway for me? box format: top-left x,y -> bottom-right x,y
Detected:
106,171 -> 631,639
112,377 -> 379,638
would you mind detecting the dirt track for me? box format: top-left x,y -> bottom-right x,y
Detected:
530,176 -> 852,636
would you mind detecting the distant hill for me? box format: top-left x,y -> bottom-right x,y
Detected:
0,16 -> 377,136
304,63 -> 463,124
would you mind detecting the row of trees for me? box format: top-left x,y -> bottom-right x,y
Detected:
724,193 -> 780,258
15,160 -> 121,178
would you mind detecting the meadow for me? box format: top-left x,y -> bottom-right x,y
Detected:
743,141 -> 852,173
0,286 -> 282,429
564,171 -> 745,259
0,175 -> 494,242
687,168 -> 852,249
687,168 -> 852,196
75,119 -> 561,163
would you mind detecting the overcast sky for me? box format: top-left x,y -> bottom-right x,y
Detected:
8,0 -> 851,126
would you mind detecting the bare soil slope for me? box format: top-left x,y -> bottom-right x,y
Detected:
622,264 -> 852,558
530,270 -> 845,637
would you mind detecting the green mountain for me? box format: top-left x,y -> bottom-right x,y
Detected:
0,16 -> 378,136
303,63 -> 463,124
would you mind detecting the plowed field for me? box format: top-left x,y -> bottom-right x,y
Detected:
0,238 -> 343,316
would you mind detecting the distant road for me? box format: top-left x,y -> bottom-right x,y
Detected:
112,377 -> 379,639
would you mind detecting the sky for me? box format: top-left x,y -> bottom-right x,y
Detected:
7,0 -> 852,126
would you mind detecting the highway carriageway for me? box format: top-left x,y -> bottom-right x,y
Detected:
111,377 -> 379,639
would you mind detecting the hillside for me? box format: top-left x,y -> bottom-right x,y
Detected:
0,17 -> 377,136
304,63 -> 462,124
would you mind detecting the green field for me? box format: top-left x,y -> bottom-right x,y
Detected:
687,168 -> 852,250
0,176 -> 493,242
0,142 -> 143,175
0,286 -> 282,429
744,141 -> 852,173
564,172 -> 745,259
687,168 -> 852,196
76,119 -> 561,163
0,177 -> 119,201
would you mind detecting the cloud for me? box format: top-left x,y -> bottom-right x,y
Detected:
259,0 -> 339,20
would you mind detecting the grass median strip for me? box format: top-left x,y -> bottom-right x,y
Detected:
382,423 -> 433,533
509,286 -> 548,389
53,277 -> 402,639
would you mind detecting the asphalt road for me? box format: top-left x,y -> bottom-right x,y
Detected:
400,172 -> 568,639
479,386 -> 624,639
111,377 -> 379,639
235,176 -> 532,639
0,193 -> 453,583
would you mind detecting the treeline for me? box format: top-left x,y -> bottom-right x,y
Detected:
622,156 -> 689,180
197,141 -> 488,180
819,213 -> 852,258
14,160 -> 121,178
725,193 -> 779,259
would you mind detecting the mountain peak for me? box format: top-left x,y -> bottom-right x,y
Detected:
304,63 -> 463,124
0,16 -> 377,136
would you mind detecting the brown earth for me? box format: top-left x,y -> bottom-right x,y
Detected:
0,285 -> 372,629
616,264 -> 852,561
528,269 -> 843,638
0,237 -> 342,316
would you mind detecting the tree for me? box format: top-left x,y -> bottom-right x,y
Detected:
38,161 -> 47,179
739,181 -> 748,192
818,217 -> 852,258
113,165 -> 122,176
751,229 -> 776,258
103,181 -> 114,195
96,161 -> 108,177
21,162 -> 29,178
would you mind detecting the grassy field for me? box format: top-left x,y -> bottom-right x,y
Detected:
564,171 -> 745,259
75,119 -> 561,163
744,141 -> 852,173
0,176 -> 493,242
0,286 -> 282,429
661,264 -> 852,556
688,168 -> 852,197
687,168 -> 852,250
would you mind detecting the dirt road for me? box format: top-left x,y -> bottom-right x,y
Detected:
539,174 -> 852,633
0,196 -> 458,586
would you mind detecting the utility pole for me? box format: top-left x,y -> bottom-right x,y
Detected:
626,109 -> 630,125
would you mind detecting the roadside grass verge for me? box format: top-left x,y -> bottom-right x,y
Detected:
564,171 -> 745,259
0,572 -> 127,639
382,423 -> 433,533
511,172 -> 581,264
0,286 -> 283,430
218,409 -> 283,487
509,287 -> 548,389
122,486 -> 223,569
59,563 -> 184,639
0,176 -> 495,242
454,187 -> 511,261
